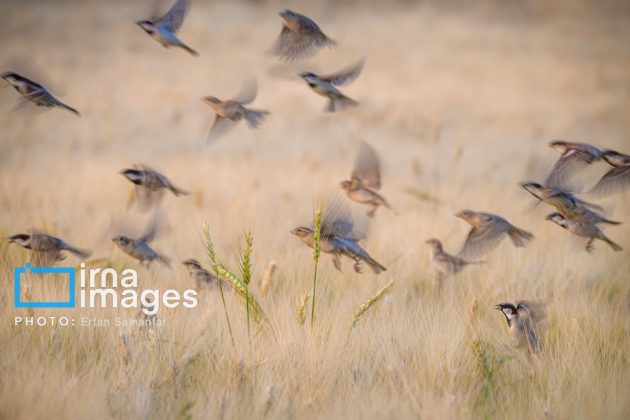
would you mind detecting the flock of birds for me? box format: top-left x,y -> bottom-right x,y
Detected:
3,0 -> 629,353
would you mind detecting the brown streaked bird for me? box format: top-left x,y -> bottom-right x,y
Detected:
135,0 -> 198,56
8,230 -> 91,266
546,212 -> 622,253
456,210 -> 534,259
291,200 -> 386,274
588,149 -> 630,197
112,214 -> 170,268
521,182 -> 620,225
121,165 -> 189,210
1,72 -> 79,116
545,140 -> 603,192
202,79 -> 270,142
340,141 -> 395,217
182,258 -> 216,288
425,238 -> 483,282
271,9 -> 336,61
495,301 -> 546,354
300,58 -> 364,112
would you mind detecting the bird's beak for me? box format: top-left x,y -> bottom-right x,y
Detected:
493,305 -> 502,310
454,211 -> 464,219
7,237 -> 14,243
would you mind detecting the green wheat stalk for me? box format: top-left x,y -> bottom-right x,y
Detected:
215,263 -> 268,324
203,224 -> 235,348
240,230 -> 254,338
310,206 -> 322,327
349,280 -> 395,332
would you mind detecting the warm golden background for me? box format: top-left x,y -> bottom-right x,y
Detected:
1,0 -> 629,419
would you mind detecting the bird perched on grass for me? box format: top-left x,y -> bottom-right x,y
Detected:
182,258 -> 216,288
291,200 -> 386,274
425,239 -> 483,282
545,140 -> 603,192
494,301 -> 545,354
8,230 -> 91,266
136,0 -> 198,56
588,149 -> 630,197
300,58 -> 364,112
271,10 -> 336,61
202,79 -> 269,142
120,165 -> 189,210
546,212 -> 622,253
340,141 -> 395,217
1,72 -> 79,116
456,210 -> 534,259
521,182 -> 620,225
112,214 -> 170,267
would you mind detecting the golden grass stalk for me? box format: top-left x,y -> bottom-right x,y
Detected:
310,206 -> 322,327
350,280 -> 395,332
215,263 -> 268,324
296,293 -> 309,326
260,261 -> 277,296
240,230 -> 254,338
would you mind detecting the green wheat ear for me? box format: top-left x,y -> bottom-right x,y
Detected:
350,280 -> 395,332
310,205 -> 323,327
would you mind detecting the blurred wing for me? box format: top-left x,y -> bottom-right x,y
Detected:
516,301 -> 547,325
319,197 -> 354,238
135,186 -> 164,211
588,166 -> 630,197
271,26 -> 316,61
232,79 -> 258,105
207,115 -> 238,143
158,0 -> 189,33
546,151 -> 597,192
324,58 -> 365,86
351,141 -> 381,189
139,211 -> 163,244
458,223 -> 508,259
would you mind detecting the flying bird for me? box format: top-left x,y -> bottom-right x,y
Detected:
291,200 -> 386,274
202,79 -> 269,142
425,238 -> 483,282
136,0 -> 198,56
546,212 -> 622,253
340,141 -> 395,217
182,258 -> 217,288
495,301 -> 546,354
1,72 -> 79,116
8,230 -> 91,266
271,10 -> 336,61
300,58 -> 364,112
456,210 -> 534,259
588,150 -> 630,197
120,165 -> 189,210
112,214 -> 170,267
545,140 -> 603,192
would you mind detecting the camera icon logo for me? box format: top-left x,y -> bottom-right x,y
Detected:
14,263 -> 76,308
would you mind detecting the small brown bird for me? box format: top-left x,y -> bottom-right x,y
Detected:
588,150 -> 630,197
521,182 -> 620,225
495,301 -> 545,353
545,140 -> 603,192
121,165 -> 189,210
8,230 -> 91,266
340,141 -> 395,217
202,79 -> 269,142
456,210 -> 534,259
300,58 -> 364,112
271,10 -> 336,61
182,258 -> 216,288
546,212 -> 622,253
291,200 -> 386,274
112,214 -> 170,267
425,238 -> 483,281
2,72 -> 79,116
135,0 -> 199,56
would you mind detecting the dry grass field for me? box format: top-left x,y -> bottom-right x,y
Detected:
1,0 -> 629,419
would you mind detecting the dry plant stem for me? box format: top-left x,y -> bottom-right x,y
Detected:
310,207 -> 323,327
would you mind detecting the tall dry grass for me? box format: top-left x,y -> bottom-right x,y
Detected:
1,1 -> 629,419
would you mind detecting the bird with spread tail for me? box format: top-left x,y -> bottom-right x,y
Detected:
300,58 -> 364,112
136,0 -> 198,56
340,141 -> 395,217
2,72 -> 79,116
8,230 -> 91,265
271,10 -> 336,61
202,79 -> 269,142
291,200 -> 386,274
456,210 -> 534,259
546,212 -> 622,253
120,165 -> 189,210
495,301 -> 546,354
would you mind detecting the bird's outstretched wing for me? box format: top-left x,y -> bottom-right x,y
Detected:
323,58 -> 365,86
158,0 -> 190,33
207,115 -> 238,143
232,79 -> 258,105
588,165 -> 630,197
458,219 -> 510,259
351,141 -> 381,190
271,15 -> 335,61
138,211 -> 164,244
317,197 -> 354,239
546,149 -> 600,192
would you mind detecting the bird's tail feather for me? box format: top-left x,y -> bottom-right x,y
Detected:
326,95 -> 358,113
157,253 -> 172,268
169,185 -> 189,197
602,236 -> 623,252
57,101 -> 80,116
367,257 -> 386,274
65,246 -> 92,260
244,109 -> 269,129
180,44 -> 199,56
601,217 -> 622,225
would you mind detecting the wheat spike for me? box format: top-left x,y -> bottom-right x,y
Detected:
350,280 -> 395,330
